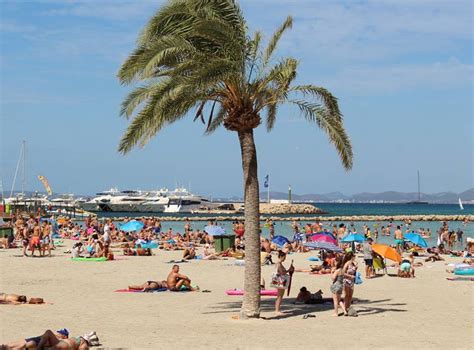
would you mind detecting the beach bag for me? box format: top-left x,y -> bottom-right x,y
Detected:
270,273 -> 289,289
354,272 -> 363,285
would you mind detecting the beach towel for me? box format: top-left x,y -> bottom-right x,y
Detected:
226,289 -> 278,296
115,288 -> 167,293
307,257 -> 320,262
71,257 -> 107,262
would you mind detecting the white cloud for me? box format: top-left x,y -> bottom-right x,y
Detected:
323,59 -> 473,94
42,0 -> 162,20
243,0 -> 472,63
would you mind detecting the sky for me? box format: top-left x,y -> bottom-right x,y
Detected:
0,0 -> 472,197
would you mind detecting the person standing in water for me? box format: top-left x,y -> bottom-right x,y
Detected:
394,226 -> 404,255
274,251 -> 294,316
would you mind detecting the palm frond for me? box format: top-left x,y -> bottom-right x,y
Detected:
265,103 -> 277,131
290,85 -> 342,122
262,16 -> 292,67
290,99 -> 353,170
205,105 -> 226,134
120,79 -> 175,119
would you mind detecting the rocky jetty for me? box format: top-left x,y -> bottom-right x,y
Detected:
259,203 -> 325,215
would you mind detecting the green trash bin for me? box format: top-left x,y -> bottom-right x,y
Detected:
214,235 -> 236,253
0,226 -> 13,239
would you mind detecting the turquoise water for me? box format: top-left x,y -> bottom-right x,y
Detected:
152,219 -> 473,247
94,203 -> 473,246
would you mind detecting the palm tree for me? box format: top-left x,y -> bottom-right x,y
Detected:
117,0 -> 353,319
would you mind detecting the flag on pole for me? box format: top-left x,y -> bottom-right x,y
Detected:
264,175 -> 269,188
38,175 -> 52,196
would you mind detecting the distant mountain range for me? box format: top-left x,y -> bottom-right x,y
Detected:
254,188 -> 474,204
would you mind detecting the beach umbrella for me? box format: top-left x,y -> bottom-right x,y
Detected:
372,244 -> 401,263
311,231 -> 337,240
204,225 -> 226,236
272,235 -> 290,247
120,220 -> 145,232
404,232 -> 428,248
308,234 -> 337,245
304,241 -> 343,252
340,234 -> 366,243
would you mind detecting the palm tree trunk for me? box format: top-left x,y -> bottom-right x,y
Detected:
238,130 -> 261,319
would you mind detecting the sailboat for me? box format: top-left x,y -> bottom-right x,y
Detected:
459,198 -> 464,210
407,170 -> 428,204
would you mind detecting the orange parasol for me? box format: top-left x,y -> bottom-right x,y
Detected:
372,244 -> 402,263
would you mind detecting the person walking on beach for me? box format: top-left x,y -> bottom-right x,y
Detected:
41,220 -> 52,257
394,226 -> 404,254
363,238 -> 374,278
342,252 -> 357,313
330,256 -> 347,316
273,251 -> 294,316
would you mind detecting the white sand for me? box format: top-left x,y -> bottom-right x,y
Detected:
1,242 -> 473,349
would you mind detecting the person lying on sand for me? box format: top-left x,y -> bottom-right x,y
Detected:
1,329 -> 70,350
128,281 -> 168,292
201,244 -> 219,260
183,246 -> 196,260
123,243 -> 136,256
166,265 -> 198,291
136,245 -> 152,256
0,293 -> 44,305
295,287 -> 325,304
425,252 -> 444,262
295,261 -> 331,274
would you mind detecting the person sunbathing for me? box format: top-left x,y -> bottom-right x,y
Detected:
183,246 -> 196,260
0,293 -> 44,304
295,287 -> 326,304
425,252 -> 444,262
2,329 -> 70,349
123,243 -> 137,256
136,245 -> 152,256
166,265 -> 198,291
128,280 -> 168,292
201,244 -> 219,260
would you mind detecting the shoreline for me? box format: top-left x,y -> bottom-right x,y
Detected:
81,214 -> 474,222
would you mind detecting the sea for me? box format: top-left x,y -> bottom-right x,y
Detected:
94,203 -> 474,247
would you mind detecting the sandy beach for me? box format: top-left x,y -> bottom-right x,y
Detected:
1,241 -> 472,349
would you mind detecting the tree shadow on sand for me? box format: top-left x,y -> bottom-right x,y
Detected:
203,297 -> 407,319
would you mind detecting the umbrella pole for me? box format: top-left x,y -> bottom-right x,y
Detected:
287,259 -> 294,297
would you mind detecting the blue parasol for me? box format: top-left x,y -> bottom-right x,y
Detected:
404,232 -> 428,248
204,225 -> 226,236
120,220 -> 145,232
340,233 -> 366,243
272,235 -> 291,247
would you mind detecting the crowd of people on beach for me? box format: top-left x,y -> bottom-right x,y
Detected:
1,211 -> 473,345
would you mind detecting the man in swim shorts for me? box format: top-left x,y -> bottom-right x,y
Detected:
166,265 -> 198,291
394,226 -> 404,254
362,238 -> 374,278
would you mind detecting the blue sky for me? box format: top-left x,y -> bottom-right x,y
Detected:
1,0 -> 472,197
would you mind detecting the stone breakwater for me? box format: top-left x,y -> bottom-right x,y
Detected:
91,214 -> 474,222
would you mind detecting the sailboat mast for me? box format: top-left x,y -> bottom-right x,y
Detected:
10,141 -> 24,198
22,140 -> 26,196
417,170 -> 421,202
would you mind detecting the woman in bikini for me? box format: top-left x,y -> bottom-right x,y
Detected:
0,293 -> 44,304
330,256 -> 347,316
274,251 -> 294,316
128,280 -> 168,292
342,251 -> 357,313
